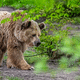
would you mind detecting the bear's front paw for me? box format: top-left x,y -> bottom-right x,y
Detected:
7,64 -> 14,69
28,66 -> 34,70
20,64 -> 34,70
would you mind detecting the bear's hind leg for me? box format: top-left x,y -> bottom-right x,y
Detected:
0,50 -> 4,66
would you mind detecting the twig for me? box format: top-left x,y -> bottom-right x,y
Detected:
24,53 -> 44,57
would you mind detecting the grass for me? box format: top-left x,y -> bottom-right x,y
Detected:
76,76 -> 80,80
0,76 -> 3,80
7,76 -> 23,80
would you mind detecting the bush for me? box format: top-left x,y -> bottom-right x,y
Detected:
1,0 -> 80,21
60,36 -> 80,69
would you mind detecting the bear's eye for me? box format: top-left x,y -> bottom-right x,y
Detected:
32,34 -> 36,37
38,34 -> 40,36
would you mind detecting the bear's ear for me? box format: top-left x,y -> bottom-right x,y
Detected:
21,21 -> 31,30
39,22 -> 46,30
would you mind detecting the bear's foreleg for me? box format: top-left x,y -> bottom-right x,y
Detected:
7,47 -> 31,70
0,50 -> 5,66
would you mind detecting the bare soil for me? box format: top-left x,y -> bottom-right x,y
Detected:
0,62 -> 56,80
0,62 -> 80,80
0,6 -> 80,80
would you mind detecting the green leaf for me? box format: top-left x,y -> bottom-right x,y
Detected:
42,13 -> 46,17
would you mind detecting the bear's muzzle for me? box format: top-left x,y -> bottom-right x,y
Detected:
34,39 -> 41,47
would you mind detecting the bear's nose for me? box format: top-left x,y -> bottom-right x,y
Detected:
34,41 -> 41,47
36,42 -> 41,46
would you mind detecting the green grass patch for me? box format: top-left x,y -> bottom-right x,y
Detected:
7,76 -> 23,80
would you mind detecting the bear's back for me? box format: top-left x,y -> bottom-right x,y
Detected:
0,11 -> 11,22
0,11 -> 11,35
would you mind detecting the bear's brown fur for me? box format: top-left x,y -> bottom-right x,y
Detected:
0,10 -> 45,70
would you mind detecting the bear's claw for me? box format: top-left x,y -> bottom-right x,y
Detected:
28,66 -> 34,70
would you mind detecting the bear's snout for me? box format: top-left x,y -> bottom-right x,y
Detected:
34,40 -> 41,47
36,41 -> 41,47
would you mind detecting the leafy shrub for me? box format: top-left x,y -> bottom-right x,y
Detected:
60,36 -> 80,69
34,27 -> 69,58
1,0 -> 80,21
0,0 -> 14,6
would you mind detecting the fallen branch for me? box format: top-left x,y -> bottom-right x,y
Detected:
24,53 -> 44,57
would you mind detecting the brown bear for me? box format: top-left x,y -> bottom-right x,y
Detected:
0,10 -> 45,70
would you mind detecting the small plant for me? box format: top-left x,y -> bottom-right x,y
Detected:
0,76 -> 3,80
7,76 -> 23,80
76,76 -> 80,80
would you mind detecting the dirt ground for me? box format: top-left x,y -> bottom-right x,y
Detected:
0,6 -> 80,80
0,62 -> 56,80
0,62 -> 80,80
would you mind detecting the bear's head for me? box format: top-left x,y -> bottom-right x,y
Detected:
14,20 -> 45,47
